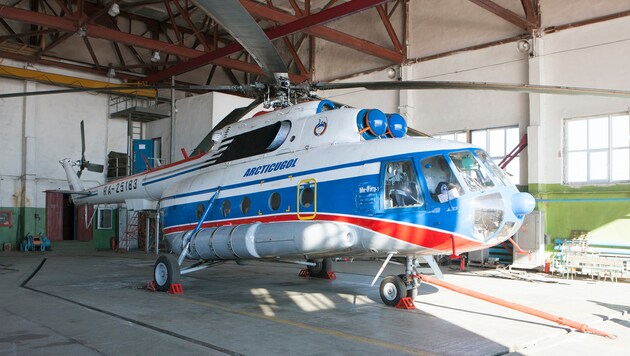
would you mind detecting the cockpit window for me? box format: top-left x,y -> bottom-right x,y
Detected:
449,151 -> 495,191
475,150 -> 510,186
383,160 -> 423,209
421,155 -> 463,203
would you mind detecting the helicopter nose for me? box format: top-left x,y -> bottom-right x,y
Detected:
511,192 -> 536,217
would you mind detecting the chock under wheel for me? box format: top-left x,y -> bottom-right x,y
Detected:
167,283 -> 184,294
395,297 -> 415,310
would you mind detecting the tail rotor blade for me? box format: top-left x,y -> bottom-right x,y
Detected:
87,163 -> 105,173
80,120 -> 86,164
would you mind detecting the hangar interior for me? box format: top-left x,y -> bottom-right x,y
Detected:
1,0 -> 629,262
1,1 -> 630,354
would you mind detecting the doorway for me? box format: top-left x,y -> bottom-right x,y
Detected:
46,191 -> 93,241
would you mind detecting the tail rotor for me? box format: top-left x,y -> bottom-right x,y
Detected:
78,120 -> 104,177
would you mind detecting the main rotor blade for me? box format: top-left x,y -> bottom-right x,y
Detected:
0,84 -> 242,99
191,0 -> 287,81
312,81 -> 630,99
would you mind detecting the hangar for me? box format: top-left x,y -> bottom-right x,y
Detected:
1,1 -> 629,354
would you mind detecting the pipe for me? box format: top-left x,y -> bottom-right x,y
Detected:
417,274 -> 616,339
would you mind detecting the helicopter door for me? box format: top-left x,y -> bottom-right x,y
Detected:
297,178 -> 316,220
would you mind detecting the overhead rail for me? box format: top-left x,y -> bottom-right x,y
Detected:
0,64 -> 156,98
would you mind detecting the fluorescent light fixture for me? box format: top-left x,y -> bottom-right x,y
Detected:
150,50 -> 161,63
108,3 -> 120,17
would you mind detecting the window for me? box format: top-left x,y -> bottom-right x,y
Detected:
449,151 -> 495,192
471,126 -> 520,185
221,200 -> 231,217
97,208 -> 113,229
383,160 -> 423,209
434,131 -> 467,143
564,114 -> 629,184
269,192 -> 281,211
241,197 -> 251,214
421,155 -> 462,203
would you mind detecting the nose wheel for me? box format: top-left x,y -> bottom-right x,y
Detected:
379,275 -> 407,306
153,254 -> 181,292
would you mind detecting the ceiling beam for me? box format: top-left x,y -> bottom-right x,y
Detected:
242,0 -> 403,62
0,6 -> 290,81
145,0 -> 392,82
468,0 -> 535,31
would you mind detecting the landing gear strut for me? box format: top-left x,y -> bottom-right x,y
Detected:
378,255 -> 421,305
306,258 -> 332,278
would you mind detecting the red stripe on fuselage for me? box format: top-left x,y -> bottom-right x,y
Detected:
162,213 -> 484,254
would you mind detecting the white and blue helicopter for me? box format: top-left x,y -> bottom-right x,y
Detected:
59,91 -> 535,306
7,0 -> 628,307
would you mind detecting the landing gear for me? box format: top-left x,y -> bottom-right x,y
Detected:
307,258 -> 332,278
153,254 -> 180,292
375,255 -> 424,306
379,275 -> 406,306
398,274 -> 419,299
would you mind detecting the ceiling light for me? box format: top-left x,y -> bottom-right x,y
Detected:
516,39 -> 531,53
150,50 -> 161,63
108,3 -> 120,17
77,25 -> 87,37
107,66 -> 116,78
386,67 -> 397,79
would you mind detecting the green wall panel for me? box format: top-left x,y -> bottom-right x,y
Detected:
0,207 -> 46,250
530,184 -> 630,243
93,209 -> 118,251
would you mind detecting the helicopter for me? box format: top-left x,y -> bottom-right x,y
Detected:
6,0 -> 630,307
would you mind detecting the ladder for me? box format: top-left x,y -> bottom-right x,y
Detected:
119,211 -> 138,251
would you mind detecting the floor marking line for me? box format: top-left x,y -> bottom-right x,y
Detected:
177,296 -> 431,355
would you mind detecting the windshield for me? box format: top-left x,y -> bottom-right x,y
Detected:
449,151 -> 495,192
475,150 -> 510,186
421,155 -> 463,203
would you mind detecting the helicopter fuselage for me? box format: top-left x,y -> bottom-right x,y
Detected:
67,100 -> 534,261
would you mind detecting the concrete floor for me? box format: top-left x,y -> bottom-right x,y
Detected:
0,251 -> 628,356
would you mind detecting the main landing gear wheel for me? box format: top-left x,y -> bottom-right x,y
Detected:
307,258 -> 332,278
154,254 -> 180,292
380,275 -> 406,306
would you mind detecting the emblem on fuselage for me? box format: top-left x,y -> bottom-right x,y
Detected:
313,118 -> 328,136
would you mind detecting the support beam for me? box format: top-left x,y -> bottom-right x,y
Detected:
376,5 -> 403,54
145,0 -> 396,82
242,0 -> 403,62
468,0 -> 535,31
0,6 -> 287,81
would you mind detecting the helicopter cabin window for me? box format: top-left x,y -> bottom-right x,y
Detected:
269,192 -> 281,211
221,200 -> 231,217
383,161 -> 423,209
475,150 -> 510,186
241,197 -> 251,214
215,121 -> 291,164
449,151 -> 495,192
420,155 -> 462,203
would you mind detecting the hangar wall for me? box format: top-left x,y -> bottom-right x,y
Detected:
327,16 -> 630,244
0,60 -> 124,248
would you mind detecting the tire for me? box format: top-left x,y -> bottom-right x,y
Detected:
307,258 -> 332,278
379,275 -> 406,306
154,254 -> 181,292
